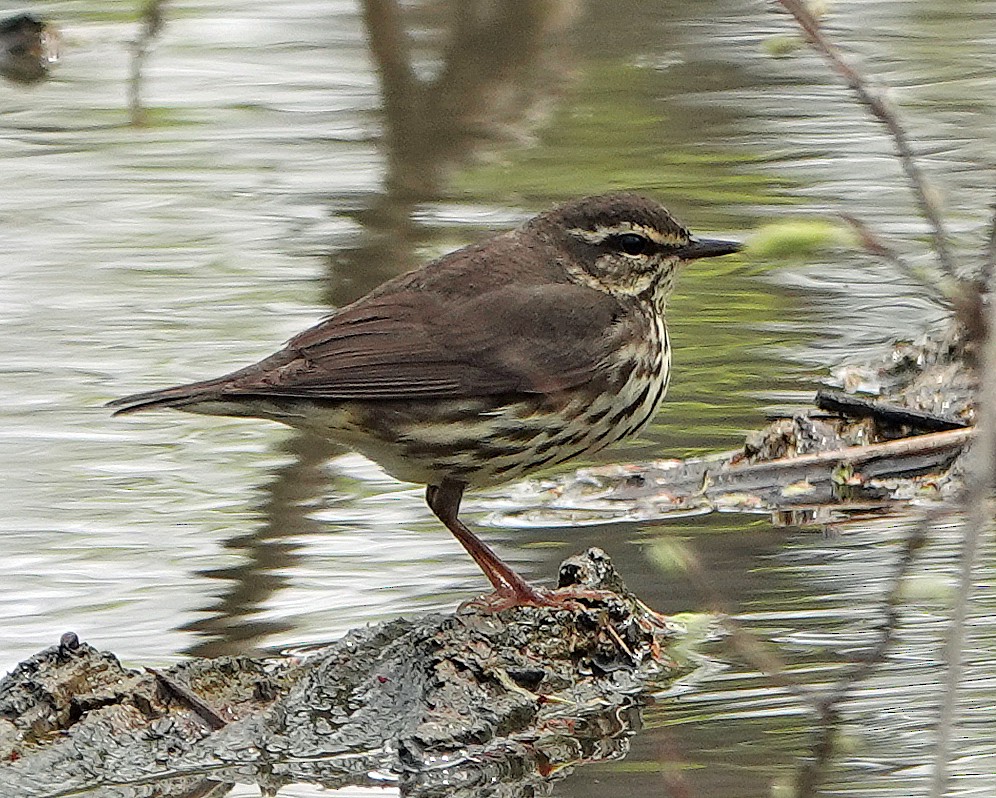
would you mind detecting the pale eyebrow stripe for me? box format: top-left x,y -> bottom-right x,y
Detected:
568,223 -> 687,246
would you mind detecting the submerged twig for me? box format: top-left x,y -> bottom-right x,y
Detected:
776,0 -> 958,286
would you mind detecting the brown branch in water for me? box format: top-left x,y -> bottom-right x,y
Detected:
129,0 -> 169,126
776,0 -> 958,284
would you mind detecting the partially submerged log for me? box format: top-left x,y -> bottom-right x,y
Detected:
487,420 -> 972,529
0,549 -> 684,798
481,328 -> 977,526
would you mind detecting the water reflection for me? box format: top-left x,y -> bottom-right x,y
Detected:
364,0 -> 576,201
2,0 -> 995,796
0,14 -> 59,85
323,0 -> 578,302
181,433 -> 342,658
182,0 -> 580,658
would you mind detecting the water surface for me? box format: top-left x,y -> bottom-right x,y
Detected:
1,1 -> 994,795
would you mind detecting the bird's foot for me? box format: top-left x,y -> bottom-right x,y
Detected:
459,583 -> 622,614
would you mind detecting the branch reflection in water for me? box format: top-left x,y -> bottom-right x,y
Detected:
179,0 -> 579,658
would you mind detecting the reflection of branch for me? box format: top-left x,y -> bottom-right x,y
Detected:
795,518 -> 928,798
361,0 -> 417,110
980,191 -> 996,292
360,0 -> 574,198
129,0 -> 169,126
679,511 -> 928,797
777,0 -> 957,282
181,432 -> 342,659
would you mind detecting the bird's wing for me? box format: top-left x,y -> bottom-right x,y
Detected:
220,282 -> 623,401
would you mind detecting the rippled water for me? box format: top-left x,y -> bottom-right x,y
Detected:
2,1 -> 995,796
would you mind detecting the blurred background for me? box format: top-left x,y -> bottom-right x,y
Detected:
1,0 -> 995,795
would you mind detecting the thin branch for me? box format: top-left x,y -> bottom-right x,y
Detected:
795,516 -> 929,798
840,213 -> 959,303
929,228 -> 996,798
777,0 -> 958,282
149,667 -> 228,731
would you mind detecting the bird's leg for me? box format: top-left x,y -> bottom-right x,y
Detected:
425,479 -> 549,606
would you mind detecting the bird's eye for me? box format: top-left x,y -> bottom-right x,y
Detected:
613,233 -> 651,256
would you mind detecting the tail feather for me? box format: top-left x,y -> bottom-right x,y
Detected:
106,377 -> 231,415
108,350 -> 300,415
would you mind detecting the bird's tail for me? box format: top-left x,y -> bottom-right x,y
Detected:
106,376 -> 233,416
108,350 -> 297,416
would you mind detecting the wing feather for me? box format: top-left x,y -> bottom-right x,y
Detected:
109,233 -> 629,414
220,282 -> 622,401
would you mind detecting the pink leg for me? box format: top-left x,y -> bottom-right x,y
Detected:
425,480 -> 549,605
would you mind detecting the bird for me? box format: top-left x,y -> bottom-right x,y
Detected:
109,193 -> 741,606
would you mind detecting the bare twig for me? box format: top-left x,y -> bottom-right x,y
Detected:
929,237 -> 996,798
129,0 -> 169,126
149,667 -> 228,730
840,213 -> 960,302
776,0 -> 958,283
722,425 -> 973,477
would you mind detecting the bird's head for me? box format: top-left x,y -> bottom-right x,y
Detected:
528,193 -> 741,304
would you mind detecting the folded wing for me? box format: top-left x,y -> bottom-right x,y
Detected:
109,281 -> 622,413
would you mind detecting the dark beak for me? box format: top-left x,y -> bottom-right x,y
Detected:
675,237 -> 742,261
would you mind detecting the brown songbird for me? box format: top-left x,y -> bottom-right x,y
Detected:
110,193 -> 741,605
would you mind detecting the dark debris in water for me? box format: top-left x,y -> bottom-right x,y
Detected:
0,14 -> 60,85
0,548 -> 684,798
